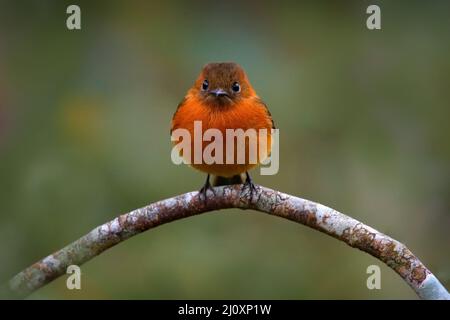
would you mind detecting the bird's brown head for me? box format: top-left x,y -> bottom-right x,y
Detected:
190,62 -> 256,107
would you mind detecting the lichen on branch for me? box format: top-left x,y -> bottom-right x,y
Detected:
5,185 -> 450,300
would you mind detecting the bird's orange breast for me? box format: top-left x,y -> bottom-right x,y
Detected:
171,95 -> 273,177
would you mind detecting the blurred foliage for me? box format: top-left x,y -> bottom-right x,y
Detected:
0,0 -> 449,299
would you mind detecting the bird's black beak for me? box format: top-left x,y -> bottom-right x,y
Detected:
209,88 -> 229,97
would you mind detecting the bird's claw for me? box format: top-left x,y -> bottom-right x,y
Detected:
199,175 -> 215,202
242,172 -> 258,200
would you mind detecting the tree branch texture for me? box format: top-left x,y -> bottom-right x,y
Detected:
6,185 -> 450,299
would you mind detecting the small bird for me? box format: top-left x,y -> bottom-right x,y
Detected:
171,62 -> 275,197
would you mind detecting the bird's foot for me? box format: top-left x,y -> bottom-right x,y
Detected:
199,174 -> 215,202
242,172 -> 258,200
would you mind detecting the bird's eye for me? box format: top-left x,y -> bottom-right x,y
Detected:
202,80 -> 209,91
231,82 -> 240,93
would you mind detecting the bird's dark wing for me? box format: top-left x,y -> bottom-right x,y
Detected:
255,97 -> 275,129
170,97 -> 187,135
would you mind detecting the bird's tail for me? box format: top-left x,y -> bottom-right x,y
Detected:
212,174 -> 244,186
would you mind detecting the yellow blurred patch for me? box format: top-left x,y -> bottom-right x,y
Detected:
60,96 -> 105,147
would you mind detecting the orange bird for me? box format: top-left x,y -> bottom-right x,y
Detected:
171,62 -> 275,196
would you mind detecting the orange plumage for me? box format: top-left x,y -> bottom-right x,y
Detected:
171,62 -> 274,192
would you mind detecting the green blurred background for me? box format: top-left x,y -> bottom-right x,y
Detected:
0,0 -> 449,299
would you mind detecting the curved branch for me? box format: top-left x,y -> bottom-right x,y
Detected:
6,185 -> 450,299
